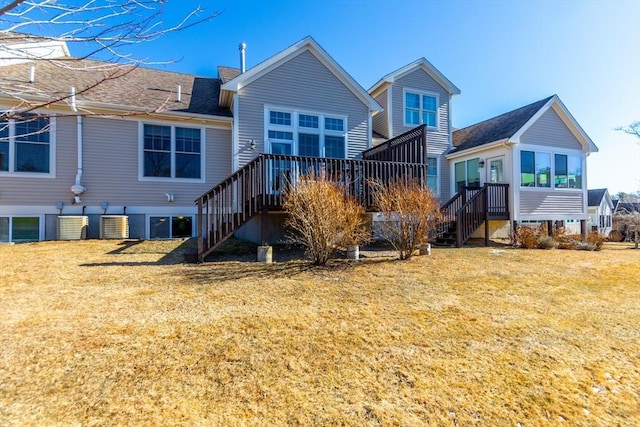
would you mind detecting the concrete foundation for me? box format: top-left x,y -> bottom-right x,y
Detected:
257,245 -> 273,263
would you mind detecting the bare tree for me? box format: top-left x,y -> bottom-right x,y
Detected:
615,211 -> 640,249
369,178 -> 441,260
615,121 -> 640,140
0,0 -> 220,120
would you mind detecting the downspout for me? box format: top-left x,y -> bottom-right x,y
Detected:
69,86 -> 86,203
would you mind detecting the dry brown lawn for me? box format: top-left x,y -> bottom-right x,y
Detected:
1,240 -> 639,426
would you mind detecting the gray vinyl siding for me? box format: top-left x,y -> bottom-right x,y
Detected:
0,115 -> 77,205
390,68 -> 451,199
520,108 -> 582,150
236,50 -> 370,167
372,89 -> 388,138
519,190 -> 584,215
0,116 -> 232,208
81,117 -> 231,206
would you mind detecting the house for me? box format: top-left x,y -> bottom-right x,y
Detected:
0,33 -> 598,259
587,188 -> 614,235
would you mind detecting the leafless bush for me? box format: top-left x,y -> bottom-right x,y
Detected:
369,178 -> 441,260
514,225 -> 545,249
609,230 -> 624,242
615,212 -> 640,249
538,236 -> 556,249
586,231 -> 606,251
282,173 -> 370,265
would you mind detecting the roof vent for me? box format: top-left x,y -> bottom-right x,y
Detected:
29,65 -> 35,83
176,84 -> 182,102
239,42 -> 246,73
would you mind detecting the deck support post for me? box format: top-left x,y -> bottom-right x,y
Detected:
547,220 -> 554,237
580,219 -> 587,241
260,208 -> 269,245
197,198 -> 204,263
512,220 -> 518,245
484,184 -> 489,246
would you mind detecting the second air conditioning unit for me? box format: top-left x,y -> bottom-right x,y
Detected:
58,216 -> 89,240
100,215 -> 129,239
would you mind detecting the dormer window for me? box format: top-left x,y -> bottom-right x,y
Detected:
404,89 -> 438,129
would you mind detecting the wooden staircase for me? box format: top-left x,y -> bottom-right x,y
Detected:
435,184 -> 509,247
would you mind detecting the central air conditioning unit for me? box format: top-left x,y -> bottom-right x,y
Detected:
100,215 -> 129,239
58,216 -> 89,240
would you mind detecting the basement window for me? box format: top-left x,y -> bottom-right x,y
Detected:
149,216 -> 193,239
0,216 -> 41,242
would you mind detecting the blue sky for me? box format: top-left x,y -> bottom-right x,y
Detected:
84,0 -> 640,194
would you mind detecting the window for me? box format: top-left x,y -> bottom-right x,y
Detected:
149,216 -> 193,239
521,150 -> 582,189
427,157 -> 438,192
554,154 -> 582,189
520,151 -> 550,188
265,108 -> 347,159
141,124 -> 203,180
0,216 -> 40,242
404,90 -> 438,128
0,114 -> 54,175
454,158 -> 480,193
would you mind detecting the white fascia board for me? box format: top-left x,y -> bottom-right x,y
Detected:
221,36 -> 382,112
508,95 -> 598,153
445,138 -> 510,160
368,58 -> 461,96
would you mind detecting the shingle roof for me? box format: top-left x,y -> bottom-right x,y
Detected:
451,96 -> 554,153
1,58 -> 231,117
217,66 -> 241,84
588,188 -> 608,207
615,202 -> 640,214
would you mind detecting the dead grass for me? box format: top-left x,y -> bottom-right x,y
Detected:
1,240 -> 639,426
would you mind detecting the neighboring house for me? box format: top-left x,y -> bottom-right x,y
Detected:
587,188 -> 614,235
613,200 -> 640,215
0,33 -> 599,257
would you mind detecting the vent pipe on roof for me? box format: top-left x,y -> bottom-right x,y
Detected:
239,42 -> 246,73
29,65 -> 35,83
176,84 -> 182,102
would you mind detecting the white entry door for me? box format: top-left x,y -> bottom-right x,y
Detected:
487,156 -> 506,184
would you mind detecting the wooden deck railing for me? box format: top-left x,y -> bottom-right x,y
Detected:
195,153 -> 428,261
362,124 -> 427,163
437,184 -> 509,247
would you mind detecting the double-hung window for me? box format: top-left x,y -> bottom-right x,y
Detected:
404,89 -> 438,128
265,108 -> 347,159
0,114 -> 54,176
141,123 -> 203,181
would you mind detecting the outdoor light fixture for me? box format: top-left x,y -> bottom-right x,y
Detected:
478,159 -> 486,168
249,139 -> 257,150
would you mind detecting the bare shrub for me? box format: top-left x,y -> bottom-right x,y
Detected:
538,236 -> 556,249
514,225 -> 544,249
553,227 -> 579,250
576,242 -> 598,251
369,178 -> 441,260
609,230 -> 624,242
586,232 -> 606,251
282,173 -> 370,265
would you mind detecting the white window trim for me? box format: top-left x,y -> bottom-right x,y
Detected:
138,121 -> 206,183
263,105 -> 348,158
402,87 -> 439,130
0,215 -> 44,242
518,147 -> 584,191
146,214 -> 195,239
0,115 -> 56,178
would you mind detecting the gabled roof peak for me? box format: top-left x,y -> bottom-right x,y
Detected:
219,36 -> 381,112
369,57 -> 460,96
